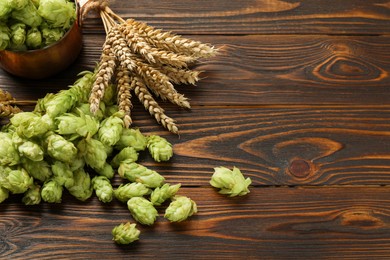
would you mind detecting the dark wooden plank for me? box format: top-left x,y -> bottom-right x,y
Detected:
1,187 -> 390,259
1,35 -> 389,105
122,105 -> 390,187
80,0 -> 390,35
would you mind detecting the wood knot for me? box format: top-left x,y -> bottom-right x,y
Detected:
288,159 -> 312,178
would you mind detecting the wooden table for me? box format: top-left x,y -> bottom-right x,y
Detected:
1,0 -> 390,259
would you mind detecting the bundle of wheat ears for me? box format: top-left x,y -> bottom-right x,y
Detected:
0,89 -> 23,118
81,1 -> 217,134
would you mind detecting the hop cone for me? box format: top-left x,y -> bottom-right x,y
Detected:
210,166 -> 251,197
51,161 -> 74,189
114,182 -> 150,203
22,183 -> 41,205
77,138 -> 107,171
164,196 -> 197,222
18,141 -> 44,162
146,135 -> 173,162
112,222 -> 140,244
111,147 -> 138,168
0,186 -> 9,203
41,179 -> 63,203
1,168 -> 33,194
45,132 -> 77,163
22,159 -> 52,182
98,112 -> 124,146
67,168 -> 93,201
127,197 -> 158,225
118,161 -> 165,188
92,176 -> 113,203
115,128 -> 147,151
56,111 -> 99,138
0,132 -> 20,166
94,162 -> 115,179
150,183 -> 181,206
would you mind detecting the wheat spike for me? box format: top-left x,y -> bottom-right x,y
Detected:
158,65 -> 201,85
116,63 -> 134,128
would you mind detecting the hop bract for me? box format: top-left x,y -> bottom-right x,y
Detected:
112,222 -> 140,245
210,166 -> 251,197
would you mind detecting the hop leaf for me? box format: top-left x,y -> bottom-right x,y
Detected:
22,183 -> 41,205
118,161 -> 165,188
164,196 -> 197,222
114,182 -> 150,203
146,135 -> 173,162
150,183 -> 181,206
92,176 -> 113,203
112,222 -> 140,244
210,166 -> 251,197
41,179 -> 63,203
127,197 -> 158,225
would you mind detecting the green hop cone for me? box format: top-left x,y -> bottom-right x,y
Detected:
26,27 -> 42,49
0,23 -> 11,50
11,112 -> 54,138
98,112 -> 124,147
77,138 -> 107,171
114,182 -> 151,203
56,110 -> 99,138
94,162 -> 115,179
92,176 -> 113,203
1,168 -> 33,194
41,179 -> 63,203
51,161 -> 74,189
150,183 -> 181,206
0,186 -> 9,203
45,132 -> 77,163
0,132 -> 20,166
127,197 -> 158,226
18,141 -> 44,161
118,161 -> 165,188
210,166 -> 251,197
11,0 -> 42,27
164,196 -> 197,222
22,158 -> 53,182
43,71 -> 94,118
111,147 -> 138,168
22,183 -> 41,205
67,168 -> 93,201
38,0 -> 76,29
115,128 -> 147,151
146,135 -> 173,162
112,222 -> 140,245
69,157 -> 85,172
10,22 -> 26,48
73,102 -> 106,122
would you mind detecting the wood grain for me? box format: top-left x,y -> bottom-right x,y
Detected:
80,0 -> 390,35
1,187 -> 390,259
2,35 -> 389,105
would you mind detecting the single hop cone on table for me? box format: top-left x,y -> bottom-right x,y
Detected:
81,3 -> 217,134
127,196 -> 158,226
114,182 -> 151,203
112,222 -> 140,245
92,176 -> 114,203
210,166 -> 252,197
164,195 -> 197,222
146,135 -> 173,162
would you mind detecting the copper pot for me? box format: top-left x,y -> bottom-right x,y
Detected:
0,1 -> 83,79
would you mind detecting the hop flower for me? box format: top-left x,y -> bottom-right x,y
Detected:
115,128 -> 147,151
111,147 -> 138,168
118,161 -> 165,188
164,196 -> 197,222
150,183 -> 181,206
0,168 -> 33,194
11,0 -> 42,27
210,167 -> 251,197
56,111 -> 99,138
0,132 -> 20,166
18,141 -> 44,162
94,162 -> 115,179
38,0 -> 76,29
0,23 -> 11,50
114,182 -> 150,203
127,197 -> 158,225
45,132 -> 78,163
0,186 -> 9,203
146,135 -> 173,162
11,113 -> 54,138
51,161 -> 74,189
98,112 -> 124,146
26,27 -> 42,49
112,222 -> 140,244
41,179 -> 63,203
77,138 -> 107,171
22,158 -> 52,182
22,183 -> 41,205
92,176 -> 113,203
67,168 -> 93,201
